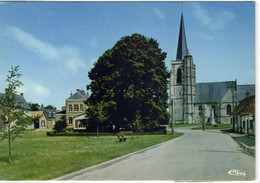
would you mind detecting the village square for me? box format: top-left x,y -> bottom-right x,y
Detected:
0,1 -> 256,181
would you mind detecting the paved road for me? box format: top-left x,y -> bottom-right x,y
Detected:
56,127 -> 255,181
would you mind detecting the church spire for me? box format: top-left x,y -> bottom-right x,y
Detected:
176,13 -> 188,60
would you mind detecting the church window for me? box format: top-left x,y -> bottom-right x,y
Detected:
199,106 -> 202,116
227,105 -> 231,115
177,68 -> 182,84
211,105 -> 216,117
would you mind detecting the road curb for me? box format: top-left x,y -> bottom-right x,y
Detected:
53,136 -> 183,180
231,136 -> 255,157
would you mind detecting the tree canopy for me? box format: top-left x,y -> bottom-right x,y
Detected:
86,34 -> 169,132
28,102 -> 40,111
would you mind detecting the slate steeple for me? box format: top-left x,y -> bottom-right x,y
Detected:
176,13 -> 188,60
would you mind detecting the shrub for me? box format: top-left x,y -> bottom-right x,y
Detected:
54,120 -> 67,132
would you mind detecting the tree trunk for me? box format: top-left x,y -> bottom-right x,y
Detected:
8,124 -> 12,163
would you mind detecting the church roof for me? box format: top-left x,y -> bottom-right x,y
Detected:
236,85 -> 255,102
195,81 -> 236,103
176,13 -> 188,60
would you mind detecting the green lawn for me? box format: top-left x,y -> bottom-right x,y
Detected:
0,130 -> 183,180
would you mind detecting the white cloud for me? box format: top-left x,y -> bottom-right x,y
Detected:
18,79 -> 50,104
6,26 -> 86,73
191,3 -> 234,30
154,8 -> 165,20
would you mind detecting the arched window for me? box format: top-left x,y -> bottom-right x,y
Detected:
41,120 -> 45,126
199,106 -> 202,116
227,104 -> 231,115
69,117 -> 73,125
211,105 -> 216,117
177,68 -> 182,84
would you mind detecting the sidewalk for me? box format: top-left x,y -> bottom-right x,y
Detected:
221,129 -> 255,157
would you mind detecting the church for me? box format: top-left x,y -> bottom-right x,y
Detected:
169,14 -> 255,125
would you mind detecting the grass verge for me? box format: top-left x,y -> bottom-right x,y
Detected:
174,123 -> 199,128
0,130 -> 183,180
191,124 -> 231,130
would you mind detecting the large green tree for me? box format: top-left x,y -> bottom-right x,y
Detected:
86,34 -> 170,132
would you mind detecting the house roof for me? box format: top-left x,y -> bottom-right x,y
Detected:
73,113 -> 86,119
43,109 -> 55,119
31,110 -> 43,118
236,85 -> 255,102
56,109 -> 66,115
67,89 -> 87,100
233,95 -> 255,115
195,81 -> 236,103
0,92 -> 31,110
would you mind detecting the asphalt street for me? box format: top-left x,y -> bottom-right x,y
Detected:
55,127 -> 255,181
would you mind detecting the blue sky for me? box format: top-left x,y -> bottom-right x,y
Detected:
0,1 -> 255,110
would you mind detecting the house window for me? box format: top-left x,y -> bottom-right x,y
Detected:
80,104 -> 84,111
227,105 -> 231,115
177,68 -> 182,84
74,105 -> 79,111
250,120 -> 253,129
243,121 -> 245,128
69,117 -> 73,125
41,120 -> 45,126
69,105 -> 72,111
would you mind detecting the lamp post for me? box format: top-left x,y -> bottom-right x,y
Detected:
199,106 -> 204,130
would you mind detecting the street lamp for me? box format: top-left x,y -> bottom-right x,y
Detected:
199,106 -> 204,130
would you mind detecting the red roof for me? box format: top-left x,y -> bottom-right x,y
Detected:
233,95 -> 255,115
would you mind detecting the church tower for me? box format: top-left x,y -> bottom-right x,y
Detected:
170,13 -> 196,124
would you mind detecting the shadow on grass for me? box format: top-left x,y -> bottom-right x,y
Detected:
0,156 -> 10,163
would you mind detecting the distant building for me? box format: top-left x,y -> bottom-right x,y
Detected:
169,14 -> 255,125
232,95 -> 255,136
65,89 -> 88,130
0,91 -> 33,130
31,109 -> 56,130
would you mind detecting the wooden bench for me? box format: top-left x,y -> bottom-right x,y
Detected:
117,135 -> 127,142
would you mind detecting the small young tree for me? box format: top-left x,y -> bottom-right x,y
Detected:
0,65 -> 32,163
133,111 -> 142,138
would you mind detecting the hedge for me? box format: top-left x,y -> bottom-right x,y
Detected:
46,129 -> 166,137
